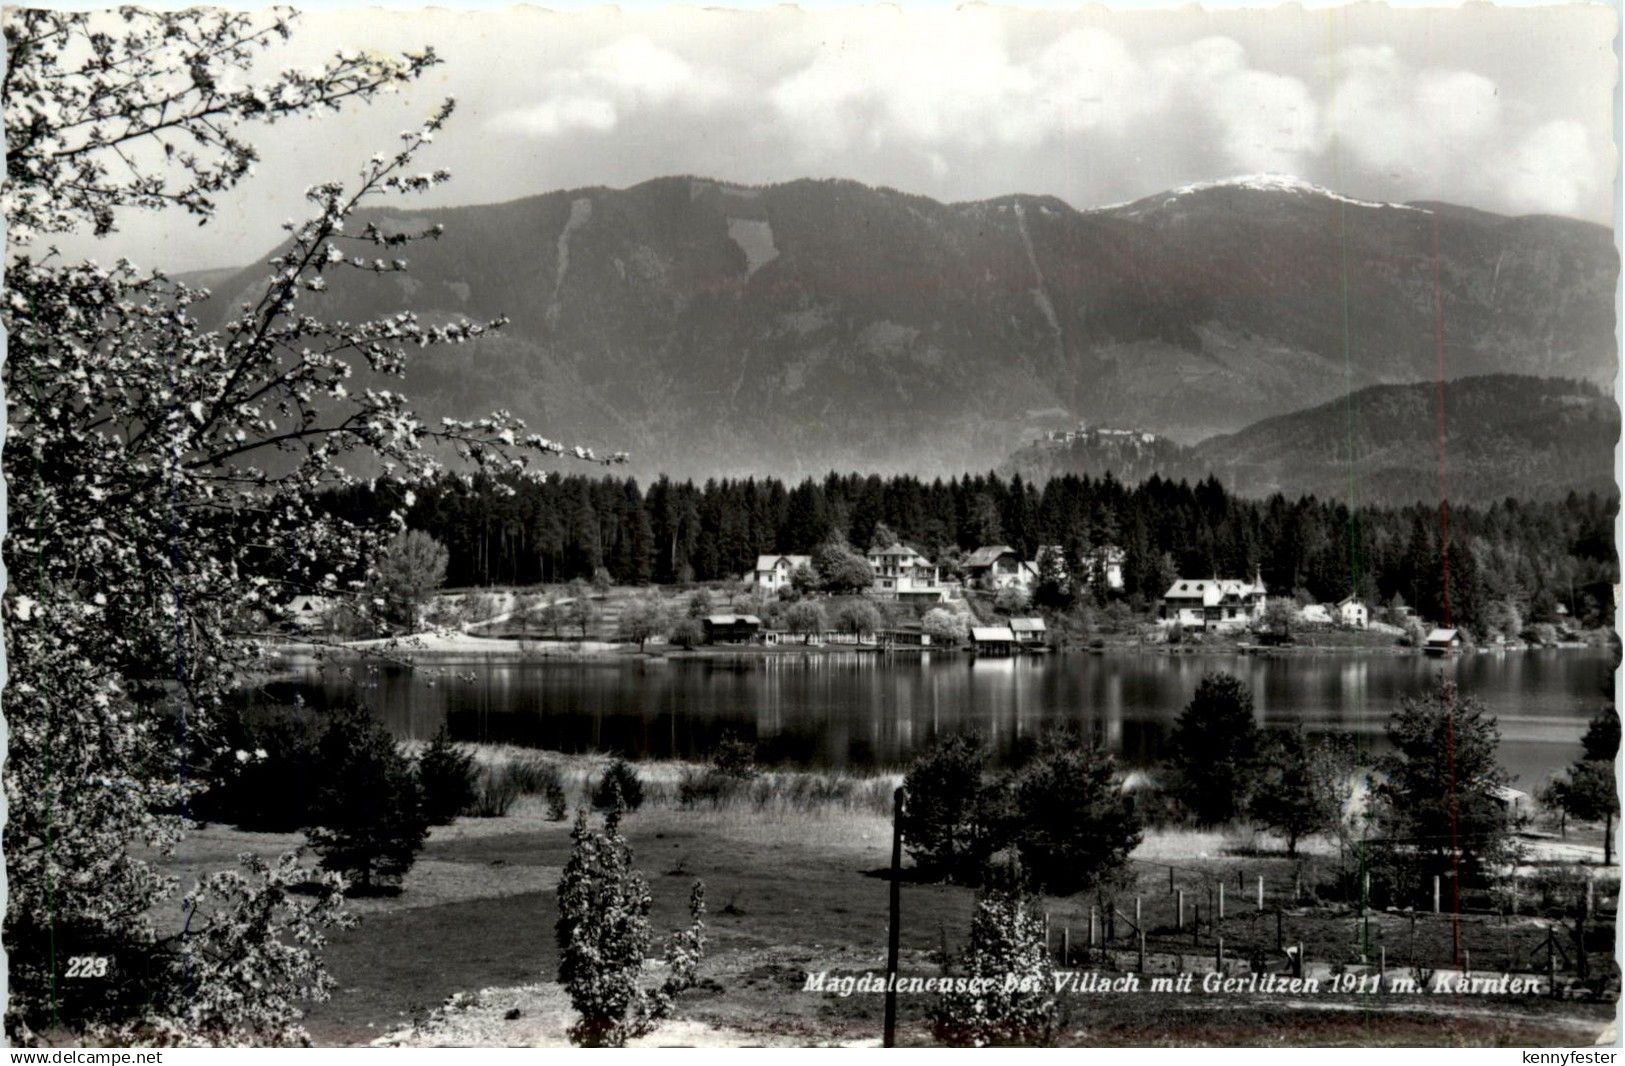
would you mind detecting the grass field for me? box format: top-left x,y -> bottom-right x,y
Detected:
157,749 -> 1617,1047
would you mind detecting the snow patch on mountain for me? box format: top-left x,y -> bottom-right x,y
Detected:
1113,174 -> 1432,215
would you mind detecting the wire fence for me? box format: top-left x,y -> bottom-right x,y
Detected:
1036,856 -> 1618,992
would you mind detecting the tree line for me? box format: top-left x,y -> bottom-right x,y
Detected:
319,471 -> 1618,633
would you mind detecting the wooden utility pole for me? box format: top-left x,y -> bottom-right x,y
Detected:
884,786 -> 904,1048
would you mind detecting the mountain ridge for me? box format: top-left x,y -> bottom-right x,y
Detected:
189,173 -> 1619,481
1004,374 -> 1618,506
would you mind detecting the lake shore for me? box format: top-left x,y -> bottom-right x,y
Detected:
260,629 -> 1611,667
160,746 -> 1617,1047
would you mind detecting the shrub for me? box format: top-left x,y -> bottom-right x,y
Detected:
901,733 -> 997,882
468,769 -> 520,818
556,807 -> 707,1047
304,706 -> 429,893
199,704 -> 323,832
678,768 -> 748,808
712,731 -> 758,779
921,607 -> 967,644
504,753 -> 564,794
417,724 -> 479,825
1008,731 -> 1141,896
593,757 -> 646,812
545,780 -> 570,821
618,595 -> 668,648
993,587 -> 1030,615
667,617 -> 704,649
783,600 -> 827,642
931,858 -> 1054,1047
834,599 -> 884,637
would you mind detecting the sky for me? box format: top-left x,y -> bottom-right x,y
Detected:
72,3 -> 1620,272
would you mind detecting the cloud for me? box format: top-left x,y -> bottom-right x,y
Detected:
1327,44 -> 1598,216
583,35 -> 731,108
765,17 -> 1321,178
485,35 -> 731,138
487,95 -> 618,137
1504,120 -> 1594,215
1150,37 -> 1320,174
1329,46 -> 1501,179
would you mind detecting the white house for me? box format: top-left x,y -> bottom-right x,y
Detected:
1160,574 -> 1267,631
866,543 -> 953,603
753,553 -> 812,593
964,546 -> 1036,591
1336,596 -> 1369,629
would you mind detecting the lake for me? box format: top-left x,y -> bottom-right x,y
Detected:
263,646 -> 1617,788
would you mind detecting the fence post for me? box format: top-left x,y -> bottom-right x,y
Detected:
1547,927 -> 1557,997
883,786 -> 904,1049
1061,925 -> 1071,967
1215,936 -> 1224,973
1193,904 -> 1201,946
1177,889 -> 1185,930
1463,947 -> 1470,978
1238,869 -> 1244,891
1089,906 -> 1098,951
1433,875 -> 1441,915
1257,875 -> 1265,912
1138,930 -> 1147,973
1135,896 -> 1142,929
1378,945 -> 1386,990
1294,941 -> 1304,978
1218,882 -> 1226,921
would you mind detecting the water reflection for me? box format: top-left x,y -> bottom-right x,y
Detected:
258,646 -> 1616,787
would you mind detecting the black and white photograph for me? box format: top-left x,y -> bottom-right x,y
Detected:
2,0 -> 1620,1049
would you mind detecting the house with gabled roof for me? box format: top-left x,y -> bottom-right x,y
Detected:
971,625 -> 1017,654
867,543 -> 953,602
753,553 -> 812,593
964,545 -> 1036,591
1009,617 -> 1047,645
1160,573 -> 1267,632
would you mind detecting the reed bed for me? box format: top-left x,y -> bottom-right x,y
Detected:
457,743 -> 900,819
